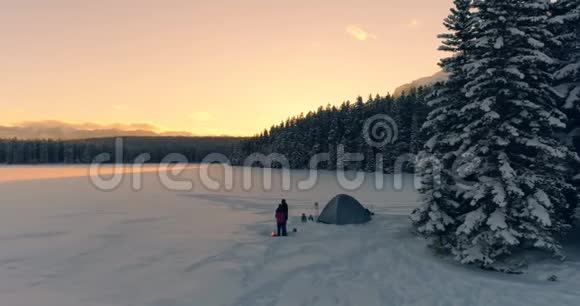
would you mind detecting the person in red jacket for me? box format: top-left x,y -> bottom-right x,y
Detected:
275,205 -> 287,237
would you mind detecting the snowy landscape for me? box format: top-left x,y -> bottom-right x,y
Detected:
1,165 -> 579,306
1,0 -> 580,305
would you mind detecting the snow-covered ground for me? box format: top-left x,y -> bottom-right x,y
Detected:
0,165 -> 579,306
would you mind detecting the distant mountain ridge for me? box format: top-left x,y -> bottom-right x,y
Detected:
392,71 -> 449,97
0,120 -> 197,140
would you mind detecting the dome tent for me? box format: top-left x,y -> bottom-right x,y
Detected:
318,194 -> 371,225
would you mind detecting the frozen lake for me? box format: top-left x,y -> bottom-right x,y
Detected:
0,165 -> 579,306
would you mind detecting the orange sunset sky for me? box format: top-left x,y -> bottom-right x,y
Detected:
1,0 -> 452,137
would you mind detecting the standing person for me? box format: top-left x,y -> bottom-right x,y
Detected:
280,199 -> 289,223
280,199 -> 289,236
275,205 -> 287,237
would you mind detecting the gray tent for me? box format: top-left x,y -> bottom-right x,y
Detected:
318,194 -> 371,225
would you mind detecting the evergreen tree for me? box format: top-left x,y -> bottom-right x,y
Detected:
412,0 -> 476,257
552,0 -> 580,182
327,112 -> 339,170
413,0 -> 578,268
552,0 -> 580,117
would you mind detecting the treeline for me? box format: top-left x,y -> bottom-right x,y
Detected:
235,88 -> 432,171
0,136 -> 243,164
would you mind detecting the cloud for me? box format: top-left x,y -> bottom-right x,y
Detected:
189,112 -> 215,122
0,120 -> 195,140
113,105 -> 129,111
345,25 -> 377,41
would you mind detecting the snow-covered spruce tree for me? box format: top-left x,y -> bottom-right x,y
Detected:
551,0 -> 580,186
413,0 -> 579,268
411,0 -> 476,255
552,0 -> 580,116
